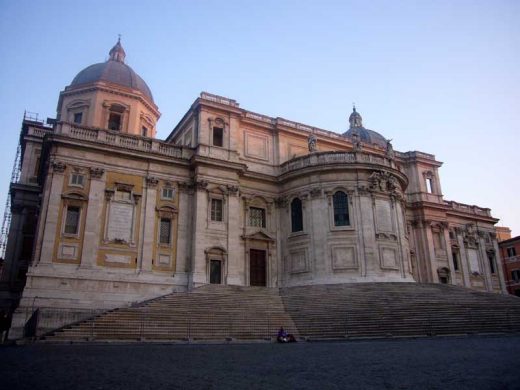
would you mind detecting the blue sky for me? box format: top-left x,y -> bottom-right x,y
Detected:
0,0 -> 518,235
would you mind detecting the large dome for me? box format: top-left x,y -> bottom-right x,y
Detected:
342,106 -> 387,148
69,39 -> 153,102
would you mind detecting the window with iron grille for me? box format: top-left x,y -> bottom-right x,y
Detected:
249,207 -> 266,228
159,218 -> 171,244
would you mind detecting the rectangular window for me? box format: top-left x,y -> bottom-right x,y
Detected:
211,199 -> 223,222
159,218 -> 171,244
142,126 -> 148,137
64,206 -> 80,235
70,173 -> 84,187
488,254 -> 496,274
108,112 -> 122,131
512,270 -> 520,282
452,251 -> 459,271
426,178 -> 433,194
162,188 -> 174,200
213,127 -> 224,147
249,207 -> 266,228
507,247 -> 517,258
73,112 -> 83,124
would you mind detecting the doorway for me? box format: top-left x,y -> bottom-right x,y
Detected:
210,259 -> 222,284
249,249 -> 267,286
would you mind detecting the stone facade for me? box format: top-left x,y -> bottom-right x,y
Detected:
1,41 -> 507,338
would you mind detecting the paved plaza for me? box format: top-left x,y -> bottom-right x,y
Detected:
1,335 -> 519,389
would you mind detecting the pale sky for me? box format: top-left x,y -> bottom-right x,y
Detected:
0,0 -> 518,235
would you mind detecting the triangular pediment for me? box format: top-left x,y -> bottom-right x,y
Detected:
241,230 -> 275,242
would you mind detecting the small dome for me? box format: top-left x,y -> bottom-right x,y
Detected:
68,39 -> 153,102
342,106 -> 387,148
343,127 -> 388,148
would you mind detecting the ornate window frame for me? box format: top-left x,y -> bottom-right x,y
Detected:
103,101 -> 130,132
327,188 -> 354,231
60,191 -> 88,239
156,205 -> 177,249
205,247 -> 227,285
209,117 -> 227,148
422,170 -> 436,194
66,99 -> 90,125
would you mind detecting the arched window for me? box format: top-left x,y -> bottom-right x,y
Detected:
291,198 -> 303,232
333,191 -> 349,226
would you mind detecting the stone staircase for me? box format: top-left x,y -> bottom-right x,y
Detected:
42,285 -> 298,342
40,283 -> 520,343
281,283 -> 520,340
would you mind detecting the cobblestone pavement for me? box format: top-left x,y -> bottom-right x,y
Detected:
1,335 -> 519,390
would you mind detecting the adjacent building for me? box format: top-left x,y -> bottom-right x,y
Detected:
0,40 -> 508,338
499,236 -> 520,296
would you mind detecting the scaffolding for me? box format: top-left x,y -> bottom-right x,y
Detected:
0,115 -> 25,259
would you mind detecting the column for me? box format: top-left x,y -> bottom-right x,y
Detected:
80,168 -> 105,269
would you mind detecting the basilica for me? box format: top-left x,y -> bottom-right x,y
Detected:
1,40 -> 507,337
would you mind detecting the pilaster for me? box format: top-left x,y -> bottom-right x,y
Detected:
140,177 -> 158,273
478,235 -> 492,291
38,162 -> 66,265
456,232 -> 471,287
80,168 -> 105,269
443,227 -> 456,285
226,185 -> 241,285
493,239 -> 507,294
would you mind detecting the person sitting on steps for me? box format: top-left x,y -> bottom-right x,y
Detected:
277,327 -> 296,343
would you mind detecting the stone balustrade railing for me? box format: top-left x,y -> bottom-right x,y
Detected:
444,200 -> 491,217
55,122 -> 192,160
200,92 -> 239,107
27,126 -> 53,138
280,151 -> 396,174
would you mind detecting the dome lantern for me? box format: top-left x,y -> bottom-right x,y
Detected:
109,37 -> 126,63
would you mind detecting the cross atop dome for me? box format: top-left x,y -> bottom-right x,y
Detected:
109,36 -> 126,63
349,105 -> 363,128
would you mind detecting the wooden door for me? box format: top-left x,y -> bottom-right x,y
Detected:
250,249 -> 266,286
